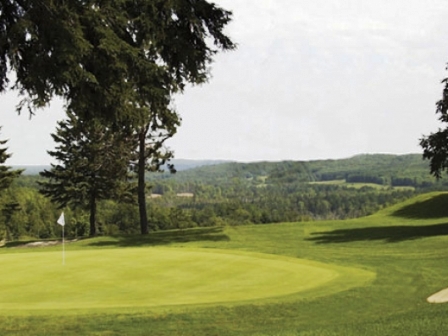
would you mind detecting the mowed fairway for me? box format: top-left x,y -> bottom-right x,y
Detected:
0,248 -> 372,311
2,192 -> 448,335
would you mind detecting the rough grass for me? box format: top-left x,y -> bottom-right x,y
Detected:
1,191 -> 448,335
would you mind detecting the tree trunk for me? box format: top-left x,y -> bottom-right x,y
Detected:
89,192 -> 97,236
138,129 -> 149,235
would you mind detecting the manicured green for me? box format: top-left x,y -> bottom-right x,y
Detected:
0,248 -> 372,312
1,192 -> 448,335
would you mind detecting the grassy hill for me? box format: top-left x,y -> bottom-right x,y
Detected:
1,192 -> 448,335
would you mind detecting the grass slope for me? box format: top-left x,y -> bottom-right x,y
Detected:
1,192 -> 448,335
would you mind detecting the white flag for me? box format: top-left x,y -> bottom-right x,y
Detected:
57,212 -> 65,226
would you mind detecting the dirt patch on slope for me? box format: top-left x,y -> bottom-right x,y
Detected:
427,288 -> 448,303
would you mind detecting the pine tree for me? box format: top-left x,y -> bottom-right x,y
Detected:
0,127 -> 22,240
39,112 -> 136,236
0,129 -> 22,191
2,1 -> 235,234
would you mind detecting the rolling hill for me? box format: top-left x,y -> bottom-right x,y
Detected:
150,153 -> 441,189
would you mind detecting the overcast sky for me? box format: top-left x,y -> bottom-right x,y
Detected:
2,0 -> 448,165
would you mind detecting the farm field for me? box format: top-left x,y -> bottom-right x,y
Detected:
1,192 -> 448,335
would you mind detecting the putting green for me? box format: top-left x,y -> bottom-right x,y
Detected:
0,247 -> 374,311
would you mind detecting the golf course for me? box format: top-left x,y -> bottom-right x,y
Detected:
1,191 -> 448,335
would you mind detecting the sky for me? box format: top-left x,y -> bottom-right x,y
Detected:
1,0 -> 448,165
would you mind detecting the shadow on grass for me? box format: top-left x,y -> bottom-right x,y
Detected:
87,227 -> 230,248
391,193 -> 448,219
307,222 -> 448,244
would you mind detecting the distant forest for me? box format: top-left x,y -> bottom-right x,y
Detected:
149,154 -> 438,187
3,154 -> 447,240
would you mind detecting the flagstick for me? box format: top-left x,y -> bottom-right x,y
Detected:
62,224 -> 65,266
57,211 -> 66,265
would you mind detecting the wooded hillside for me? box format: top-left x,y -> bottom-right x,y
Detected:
152,154 -> 439,188
2,154 -> 446,240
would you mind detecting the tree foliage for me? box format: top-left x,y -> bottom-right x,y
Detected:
39,111 -> 135,236
0,128 -> 22,190
421,130 -> 448,179
1,1 -> 235,237
0,128 -> 22,239
0,0 -> 235,121
420,70 -> 448,179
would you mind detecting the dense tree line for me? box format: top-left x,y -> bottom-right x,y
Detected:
147,180 -> 417,225
1,174 -> 422,240
4,150 -> 448,240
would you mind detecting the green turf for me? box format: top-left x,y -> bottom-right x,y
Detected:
0,248 -> 372,312
1,191 -> 448,335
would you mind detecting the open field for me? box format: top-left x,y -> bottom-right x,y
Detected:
308,179 -> 415,191
1,192 -> 448,335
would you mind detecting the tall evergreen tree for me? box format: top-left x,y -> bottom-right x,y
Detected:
2,1 -> 235,234
0,127 -> 22,240
0,128 -> 22,191
39,112 -> 135,236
